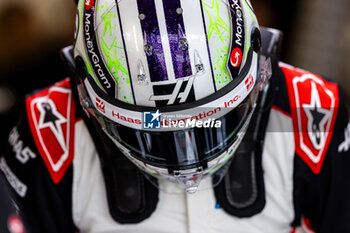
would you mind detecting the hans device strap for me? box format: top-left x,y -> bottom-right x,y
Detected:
213,27 -> 283,217
85,115 -> 159,224
260,27 -> 283,66
61,47 -> 159,224
213,102 -> 267,217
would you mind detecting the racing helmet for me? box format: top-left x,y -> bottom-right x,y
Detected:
73,0 -> 265,193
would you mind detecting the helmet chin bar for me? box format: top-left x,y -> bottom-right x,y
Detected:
173,167 -> 204,194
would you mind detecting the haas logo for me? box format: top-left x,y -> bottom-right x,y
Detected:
245,75 -> 254,91
95,97 -> 105,113
150,76 -> 195,105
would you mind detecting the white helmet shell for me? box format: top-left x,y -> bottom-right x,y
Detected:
74,0 -> 259,107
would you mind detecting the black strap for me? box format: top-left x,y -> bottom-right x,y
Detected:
260,27 -> 283,65
88,117 -> 159,224
61,47 -> 159,224
213,27 -> 283,217
213,106 -> 267,217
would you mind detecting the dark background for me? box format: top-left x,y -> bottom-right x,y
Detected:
0,0 -> 349,151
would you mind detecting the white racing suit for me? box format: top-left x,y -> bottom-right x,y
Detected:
1,62 -> 350,233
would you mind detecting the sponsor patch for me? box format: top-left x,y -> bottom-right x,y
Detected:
227,0 -> 245,78
0,158 -> 27,197
26,79 -> 76,184
84,0 -> 116,96
95,97 -> 105,113
149,77 -> 195,106
230,47 -> 242,68
8,127 -> 37,164
282,66 -> 339,174
245,74 -> 254,91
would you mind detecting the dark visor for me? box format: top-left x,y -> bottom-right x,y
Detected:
92,94 -> 255,170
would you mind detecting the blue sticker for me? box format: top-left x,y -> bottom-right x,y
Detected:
143,110 -> 162,129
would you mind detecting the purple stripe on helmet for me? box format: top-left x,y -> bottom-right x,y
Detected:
137,0 -> 168,82
162,0 -> 192,79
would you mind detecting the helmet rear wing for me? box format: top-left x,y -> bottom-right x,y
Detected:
60,45 -> 80,86
260,27 -> 283,65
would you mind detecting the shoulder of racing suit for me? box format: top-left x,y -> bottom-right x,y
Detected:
24,78 -> 80,184
272,62 -> 350,232
275,62 -> 341,174
1,67 -> 350,232
0,78 -> 79,232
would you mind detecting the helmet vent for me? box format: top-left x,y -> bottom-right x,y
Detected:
144,43 -> 154,56
143,31 -> 154,56
177,24 -> 188,51
137,60 -> 149,85
194,50 -> 204,75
